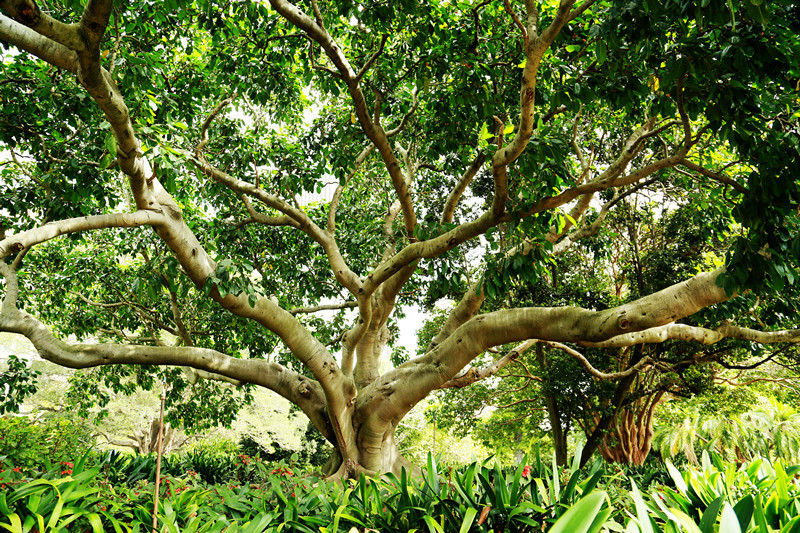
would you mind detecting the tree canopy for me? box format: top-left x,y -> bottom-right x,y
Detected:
0,0 -> 799,476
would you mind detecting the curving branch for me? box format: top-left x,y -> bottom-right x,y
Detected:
552,176 -> 661,254
187,100 -> 367,300
679,158 -> 748,194
289,301 -> 359,315
327,144 -> 375,234
567,0 -> 597,22
268,0 -> 417,240
0,12 -> 78,72
365,268 -> 735,425
385,87 -> 421,138
503,0 -> 527,49
541,341 -> 655,380
355,34 -> 388,82
0,300 -> 333,443
0,0 -> 83,50
197,96 -> 235,154
241,196 -> 302,228
0,14 -> 347,403
0,211 -> 165,260
489,0 -> 576,219
438,339 -> 535,389
580,322 -> 800,348
441,152 -> 487,224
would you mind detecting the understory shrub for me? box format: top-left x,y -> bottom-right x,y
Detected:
623,451 -> 800,532
0,413 -> 94,477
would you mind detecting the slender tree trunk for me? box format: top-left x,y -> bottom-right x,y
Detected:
537,344 -> 570,466
513,432 -> 524,465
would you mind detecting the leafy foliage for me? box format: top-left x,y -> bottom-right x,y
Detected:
1,0 -> 800,474
0,356 -> 40,415
0,414 -> 94,477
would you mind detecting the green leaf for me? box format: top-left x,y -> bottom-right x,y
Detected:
596,41 -> 607,64
699,495 -> 725,533
668,509 -> 703,533
665,461 -> 688,496
104,134 -> 117,158
0,513 -> 23,533
423,515 -> 444,533
629,480 -> 654,533
548,492 -> 608,533
719,503 -> 742,533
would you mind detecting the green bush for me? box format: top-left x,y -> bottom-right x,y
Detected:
178,441 -> 240,485
623,452 -> 800,533
0,413 -> 94,477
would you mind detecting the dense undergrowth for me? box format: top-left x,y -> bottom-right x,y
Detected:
3,418 -> 800,532
3,440 -> 800,532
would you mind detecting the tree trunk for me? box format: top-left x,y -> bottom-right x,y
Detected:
324,420 -> 414,479
596,390 -> 665,466
513,432 -> 525,465
537,344 -> 570,466
581,346 -> 643,466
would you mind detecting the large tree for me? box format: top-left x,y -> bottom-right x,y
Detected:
0,0 -> 798,477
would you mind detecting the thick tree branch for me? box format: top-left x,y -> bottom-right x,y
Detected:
0,299 -> 334,442
0,0 -> 83,50
0,12 -> 78,72
426,282 -> 486,352
0,211 -> 165,259
1,0 -> 360,439
368,268 -> 733,423
289,301 -> 359,315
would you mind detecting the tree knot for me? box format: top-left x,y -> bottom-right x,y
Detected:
16,0 -> 41,26
524,87 -> 535,104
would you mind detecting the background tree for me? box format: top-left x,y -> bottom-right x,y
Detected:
429,187 -> 800,466
0,0 -> 799,478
